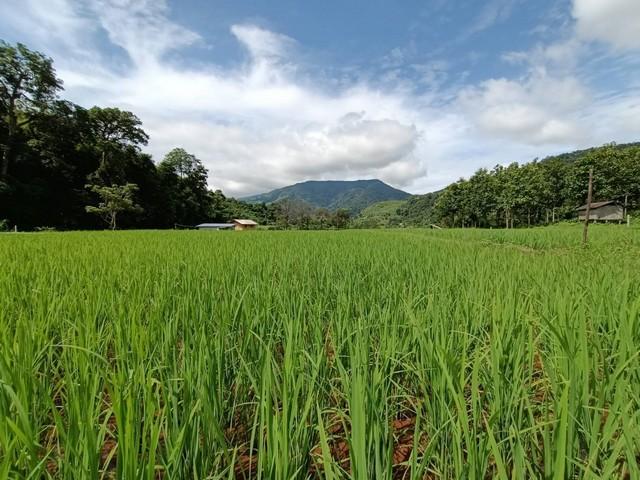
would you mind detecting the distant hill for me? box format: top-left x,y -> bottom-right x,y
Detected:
242,179 -> 410,215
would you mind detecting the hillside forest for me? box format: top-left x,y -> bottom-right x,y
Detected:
1,40 -> 639,231
355,144 -> 640,229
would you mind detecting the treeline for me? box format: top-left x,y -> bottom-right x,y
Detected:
434,144 -> 640,228
0,41 -> 261,230
354,144 -> 640,229
0,41 -> 351,231
5,41 -> 637,232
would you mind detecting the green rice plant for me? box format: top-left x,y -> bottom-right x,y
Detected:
0,225 -> 638,478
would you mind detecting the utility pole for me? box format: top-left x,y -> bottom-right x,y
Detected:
582,168 -> 593,246
624,193 -> 629,225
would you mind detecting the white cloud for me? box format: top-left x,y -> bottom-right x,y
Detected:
231,24 -> 295,60
91,0 -> 201,67
0,0 -> 433,196
502,38 -> 583,72
458,74 -> 589,145
0,0 -> 93,56
460,1 -> 640,152
144,113 -> 422,195
465,0 -> 520,37
573,0 -> 640,50
1,0 -> 639,198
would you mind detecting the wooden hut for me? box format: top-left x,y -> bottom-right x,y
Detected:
232,219 -> 258,230
576,201 -> 624,222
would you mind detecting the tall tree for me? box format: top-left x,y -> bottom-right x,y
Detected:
84,107 -> 149,185
332,209 -> 351,229
158,148 -> 211,225
21,101 -> 95,228
0,41 -> 62,179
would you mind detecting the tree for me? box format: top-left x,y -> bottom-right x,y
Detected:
466,168 -> 497,227
19,101 -> 96,228
0,41 -> 62,179
434,180 -> 466,227
84,107 -> 149,185
332,209 -> 350,229
273,198 -> 315,228
495,163 -> 521,228
87,107 -> 148,147
158,148 -> 210,225
85,183 -> 142,230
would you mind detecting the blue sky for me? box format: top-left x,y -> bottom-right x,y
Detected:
1,0 -> 639,196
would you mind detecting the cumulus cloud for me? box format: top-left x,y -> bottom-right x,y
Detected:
0,0 -> 431,196
458,74 -> 588,145
144,112 -> 422,195
0,0 -> 638,197
458,0 -> 640,151
573,0 -> 640,50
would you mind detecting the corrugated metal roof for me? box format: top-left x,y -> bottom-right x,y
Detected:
233,219 -> 258,225
196,223 -> 235,228
576,200 -> 619,211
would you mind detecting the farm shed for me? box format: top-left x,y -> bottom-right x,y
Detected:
576,201 -> 624,221
232,219 -> 258,230
195,223 -> 235,230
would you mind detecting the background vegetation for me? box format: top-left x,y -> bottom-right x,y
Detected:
0,41 -> 283,231
355,144 -> 640,229
3,40 -> 639,232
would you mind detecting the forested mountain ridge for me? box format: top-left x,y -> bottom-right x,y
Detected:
355,143 -> 640,228
243,179 -> 410,215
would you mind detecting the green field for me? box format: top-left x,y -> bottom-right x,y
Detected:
1,226 -> 639,479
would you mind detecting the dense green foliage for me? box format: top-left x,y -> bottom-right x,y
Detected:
0,41 -> 61,179
85,183 -> 142,230
354,192 -> 443,228
0,41 -> 273,231
1,226 -> 639,478
3,41 -> 639,233
350,200 -> 406,228
434,144 -> 640,228
395,191 -> 442,226
356,144 -> 640,229
243,179 -> 410,215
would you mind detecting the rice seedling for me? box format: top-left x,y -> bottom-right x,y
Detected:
0,224 -> 638,478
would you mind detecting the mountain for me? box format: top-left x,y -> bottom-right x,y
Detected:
242,179 -> 411,214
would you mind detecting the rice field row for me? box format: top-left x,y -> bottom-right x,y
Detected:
1,225 -> 639,479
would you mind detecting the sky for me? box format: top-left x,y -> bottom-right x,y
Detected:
0,0 -> 639,197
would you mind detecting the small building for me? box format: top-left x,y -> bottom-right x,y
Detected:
195,223 -> 235,230
576,200 -> 624,222
233,219 -> 258,231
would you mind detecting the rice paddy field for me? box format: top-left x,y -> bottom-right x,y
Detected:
1,225 -> 639,479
